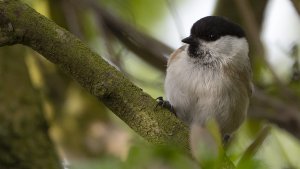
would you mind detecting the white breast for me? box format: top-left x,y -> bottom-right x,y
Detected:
165,50 -> 225,123
165,39 -> 250,135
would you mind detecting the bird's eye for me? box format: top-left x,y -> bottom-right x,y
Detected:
204,33 -> 219,41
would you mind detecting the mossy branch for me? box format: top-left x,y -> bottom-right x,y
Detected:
0,0 -> 189,149
0,1 -> 239,168
3,1 -> 289,168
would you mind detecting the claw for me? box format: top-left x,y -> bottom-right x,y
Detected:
155,96 -> 176,116
155,97 -> 164,109
223,134 -> 231,144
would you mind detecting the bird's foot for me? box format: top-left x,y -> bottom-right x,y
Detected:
155,96 -> 176,116
223,134 -> 231,144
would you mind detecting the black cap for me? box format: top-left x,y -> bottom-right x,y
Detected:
185,16 -> 245,42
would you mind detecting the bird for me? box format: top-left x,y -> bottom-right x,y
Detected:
157,16 -> 253,141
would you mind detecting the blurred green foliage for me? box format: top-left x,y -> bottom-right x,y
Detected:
72,143 -> 198,169
100,0 -> 167,30
2,0 -> 300,169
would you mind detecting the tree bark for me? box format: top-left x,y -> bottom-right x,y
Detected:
0,46 -> 62,169
0,0 -> 189,149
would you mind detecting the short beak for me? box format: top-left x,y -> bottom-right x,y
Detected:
182,36 -> 198,45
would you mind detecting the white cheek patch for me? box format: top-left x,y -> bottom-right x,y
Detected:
203,36 -> 249,60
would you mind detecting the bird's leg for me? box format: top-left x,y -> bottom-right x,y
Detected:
223,134 -> 231,144
155,97 -> 176,116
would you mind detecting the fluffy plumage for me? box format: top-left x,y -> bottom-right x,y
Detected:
164,16 -> 252,137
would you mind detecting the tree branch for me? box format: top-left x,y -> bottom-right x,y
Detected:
0,24 -> 18,45
0,2 -> 239,168
249,89 -> 300,139
0,0 -> 189,149
83,0 -> 173,71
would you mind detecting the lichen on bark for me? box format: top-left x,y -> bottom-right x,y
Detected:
0,0 -> 189,149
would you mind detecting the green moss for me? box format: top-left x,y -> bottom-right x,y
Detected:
0,0 -> 190,153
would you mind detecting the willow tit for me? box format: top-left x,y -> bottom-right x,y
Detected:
159,16 -> 253,140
